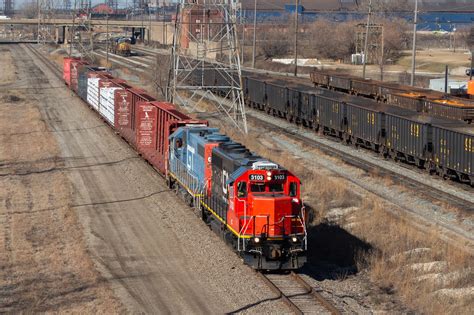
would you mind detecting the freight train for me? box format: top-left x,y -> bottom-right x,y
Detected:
63,57 -> 307,270
193,69 -> 473,186
310,70 -> 474,123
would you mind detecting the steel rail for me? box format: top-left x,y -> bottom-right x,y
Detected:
22,44 -> 64,80
290,272 -> 341,315
257,272 -> 341,315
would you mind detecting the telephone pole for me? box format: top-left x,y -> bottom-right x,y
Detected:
293,0 -> 299,76
251,0 -> 257,68
410,0 -> 418,86
37,0 -> 41,44
362,0 -> 372,79
106,13 -> 109,66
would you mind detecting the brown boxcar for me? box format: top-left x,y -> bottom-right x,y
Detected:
113,86 -> 155,148
63,57 -> 80,86
135,101 -> 207,175
70,59 -> 88,92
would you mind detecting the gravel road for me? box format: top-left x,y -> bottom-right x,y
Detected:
0,44 -> 288,313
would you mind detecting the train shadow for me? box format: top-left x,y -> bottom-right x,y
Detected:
301,223 -> 373,281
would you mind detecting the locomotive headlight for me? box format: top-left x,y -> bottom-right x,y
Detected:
253,237 -> 260,244
266,171 -> 272,176
291,236 -> 298,243
266,176 -> 272,181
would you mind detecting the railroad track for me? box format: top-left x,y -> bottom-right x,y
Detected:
258,272 -> 341,315
24,43 -> 343,314
22,43 -> 64,81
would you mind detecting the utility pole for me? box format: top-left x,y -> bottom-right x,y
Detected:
251,0 -> 257,68
241,10 -> 245,64
106,13 -> 109,66
452,25 -> 456,53
37,0 -> 40,44
362,0 -> 372,79
471,51 -> 473,81
293,0 -> 299,76
148,6 -> 152,44
410,0 -> 418,86
69,0 -> 76,56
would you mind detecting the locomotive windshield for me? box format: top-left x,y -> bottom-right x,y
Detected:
251,183 -> 265,192
249,183 -> 284,193
269,183 -> 283,192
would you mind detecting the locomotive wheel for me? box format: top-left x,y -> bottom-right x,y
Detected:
185,194 -> 193,207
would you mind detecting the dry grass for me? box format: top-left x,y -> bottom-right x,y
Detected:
202,111 -> 473,314
352,200 -> 473,315
0,48 -> 17,84
0,85 -> 122,312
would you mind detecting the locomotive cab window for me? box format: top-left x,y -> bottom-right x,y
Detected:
250,183 -> 265,193
269,183 -> 283,192
237,182 -> 247,198
289,182 -> 297,197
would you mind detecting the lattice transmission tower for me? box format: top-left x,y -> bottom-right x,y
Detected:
1,0 -> 13,15
169,0 -> 247,134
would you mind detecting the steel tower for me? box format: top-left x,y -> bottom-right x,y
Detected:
1,0 -> 14,15
170,0 -> 247,134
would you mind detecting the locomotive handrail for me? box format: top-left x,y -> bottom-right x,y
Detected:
239,214 -> 306,239
170,151 -> 203,195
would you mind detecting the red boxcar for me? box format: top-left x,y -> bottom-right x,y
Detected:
114,87 -> 156,148
135,101 -> 207,175
70,59 -> 89,92
63,57 -> 80,86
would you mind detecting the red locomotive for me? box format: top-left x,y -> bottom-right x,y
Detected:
168,127 -> 307,269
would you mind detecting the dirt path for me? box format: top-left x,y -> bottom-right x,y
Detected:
0,44 -> 286,313
0,46 -> 17,85
0,50 -> 121,312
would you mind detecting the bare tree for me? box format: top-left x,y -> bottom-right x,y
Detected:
152,53 -> 171,99
20,1 -> 38,19
357,0 -> 411,13
372,17 -> 410,80
468,26 -> 474,51
260,28 -> 290,60
456,26 -> 472,50
309,19 -> 356,61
